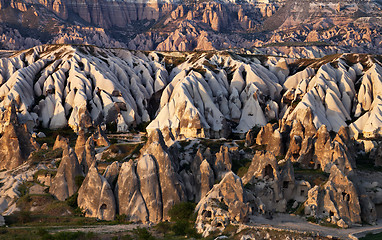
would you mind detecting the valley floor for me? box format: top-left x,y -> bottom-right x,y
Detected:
246,214 -> 382,239
3,216 -> 382,240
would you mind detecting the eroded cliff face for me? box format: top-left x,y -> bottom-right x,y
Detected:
0,103 -> 37,171
1,46 -> 382,235
2,0 -> 382,54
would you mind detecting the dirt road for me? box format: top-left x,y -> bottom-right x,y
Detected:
245,214 -> 382,240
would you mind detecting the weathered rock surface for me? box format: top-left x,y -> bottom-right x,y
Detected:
78,165 -> 116,221
141,129 -> 186,220
195,171 -> 250,237
102,161 -> 119,187
136,154 -> 163,223
214,146 -> 232,180
49,142 -> 84,201
305,165 -> 362,228
115,160 -> 148,223
0,104 -> 36,170
75,131 -> 96,173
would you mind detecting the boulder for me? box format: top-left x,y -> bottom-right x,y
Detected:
78,165 -> 116,221
29,184 -> 47,195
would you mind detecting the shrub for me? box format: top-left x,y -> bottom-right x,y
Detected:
132,227 -> 155,240
74,176 -> 85,188
66,192 -> 78,209
155,221 -> 171,235
17,183 -> 30,197
52,231 -> 96,240
18,211 -> 32,224
168,202 -> 196,222
172,220 -> 188,235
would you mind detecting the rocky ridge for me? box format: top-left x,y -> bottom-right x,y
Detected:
1,45 -> 382,141
0,0 -> 382,54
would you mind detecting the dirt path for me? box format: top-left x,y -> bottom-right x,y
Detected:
245,214 -> 382,240
49,223 -> 148,234
7,216 -> 382,239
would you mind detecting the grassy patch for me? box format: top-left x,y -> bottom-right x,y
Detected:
361,232 -> 382,240
101,143 -> 143,162
232,158 -> 252,178
356,152 -> 382,172
294,165 -> 329,187
34,127 -> 77,148
0,228 -> 98,240
29,148 -> 63,165
6,193 -> 98,227
198,139 -> 226,153
154,202 -> 201,239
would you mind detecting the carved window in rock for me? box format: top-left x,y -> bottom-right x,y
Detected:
283,181 -> 289,189
263,164 -> 274,179
202,210 -> 212,218
342,192 -> 350,202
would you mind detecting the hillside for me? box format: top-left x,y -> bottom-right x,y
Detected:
0,45 -> 382,239
0,0 -> 381,55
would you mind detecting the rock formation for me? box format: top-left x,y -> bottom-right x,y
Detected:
195,171 -> 251,237
102,161 -> 119,188
141,129 -> 186,220
49,141 -> 84,201
75,131 -> 96,173
136,154 -> 163,223
0,104 -> 37,170
78,165 -> 116,221
305,165 -> 362,228
115,160 -> 148,223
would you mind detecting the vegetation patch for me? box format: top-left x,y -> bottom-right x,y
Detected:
361,231 -> 382,240
30,148 -> 63,165
101,143 -> 143,162
232,157 -> 252,178
153,202 -> 200,239
34,127 -> 77,148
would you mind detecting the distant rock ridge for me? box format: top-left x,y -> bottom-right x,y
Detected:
1,0 -> 382,53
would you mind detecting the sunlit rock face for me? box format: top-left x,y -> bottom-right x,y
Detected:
0,0 -> 382,54
1,45 -> 382,141
2,45 -> 382,235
